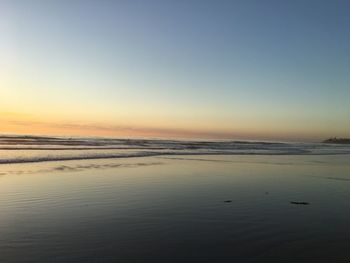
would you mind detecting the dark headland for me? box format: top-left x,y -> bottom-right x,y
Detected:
323,137 -> 350,144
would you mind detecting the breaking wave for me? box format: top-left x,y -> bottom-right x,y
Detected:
1,135 -> 350,164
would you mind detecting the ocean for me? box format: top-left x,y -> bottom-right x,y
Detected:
0,135 -> 350,262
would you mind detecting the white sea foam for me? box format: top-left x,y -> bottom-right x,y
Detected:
0,135 -> 350,164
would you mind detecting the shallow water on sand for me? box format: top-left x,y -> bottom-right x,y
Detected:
0,155 -> 350,262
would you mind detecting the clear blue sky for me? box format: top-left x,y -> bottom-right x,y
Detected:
1,0 -> 350,140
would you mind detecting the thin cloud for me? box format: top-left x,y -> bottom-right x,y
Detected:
1,117 -> 241,139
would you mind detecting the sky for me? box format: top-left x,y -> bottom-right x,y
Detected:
1,0 -> 350,141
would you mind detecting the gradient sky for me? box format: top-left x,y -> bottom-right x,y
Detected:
1,0 -> 350,141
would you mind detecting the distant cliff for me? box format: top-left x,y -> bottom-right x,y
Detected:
323,138 -> 350,144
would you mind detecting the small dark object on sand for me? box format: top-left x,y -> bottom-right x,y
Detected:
290,201 -> 309,205
224,200 -> 232,203
265,192 -> 269,195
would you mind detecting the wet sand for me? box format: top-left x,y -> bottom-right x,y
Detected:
0,155 -> 350,262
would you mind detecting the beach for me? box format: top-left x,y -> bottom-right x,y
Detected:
1,153 -> 350,262
3,1 -> 349,261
